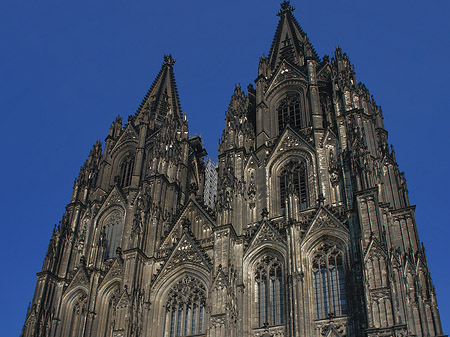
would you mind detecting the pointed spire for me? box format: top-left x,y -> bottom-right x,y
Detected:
268,1 -> 319,70
136,54 -> 182,122
277,0 -> 295,16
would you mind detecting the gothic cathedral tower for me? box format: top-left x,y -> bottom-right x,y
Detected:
22,2 -> 445,337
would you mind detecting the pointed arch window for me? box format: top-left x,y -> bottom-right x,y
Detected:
119,153 -> 135,188
279,160 -> 308,214
165,276 -> 206,337
103,211 -> 123,259
278,94 -> 302,132
312,244 -> 347,319
65,293 -> 87,337
255,254 -> 284,327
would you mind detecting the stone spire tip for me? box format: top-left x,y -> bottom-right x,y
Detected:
277,0 -> 295,16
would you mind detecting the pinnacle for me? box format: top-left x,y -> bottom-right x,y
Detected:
269,1 -> 318,70
135,54 -> 182,118
163,54 -> 176,67
277,1 -> 295,16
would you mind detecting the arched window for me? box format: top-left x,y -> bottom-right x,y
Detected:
312,243 -> 347,319
65,293 -> 87,337
103,211 -> 123,259
255,254 -> 284,327
278,94 -> 301,132
280,160 -> 308,214
119,154 -> 135,188
165,276 -> 206,337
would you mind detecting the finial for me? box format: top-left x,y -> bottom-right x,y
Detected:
261,208 -> 269,220
277,1 -> 295,16
163,54 -> 176,66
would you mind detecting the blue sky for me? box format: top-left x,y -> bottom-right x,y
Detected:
1,0 -> 449,335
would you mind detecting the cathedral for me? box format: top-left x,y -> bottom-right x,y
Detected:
21,2 -> 445,337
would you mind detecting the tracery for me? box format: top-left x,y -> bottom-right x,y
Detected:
119,153 -> 135,188
277,94 -> 302,132
279,160 -> 308,214
164,276 -> 207,337
312,243 -> 347,319
103,210 -> 123,259
254,254 -> 284,327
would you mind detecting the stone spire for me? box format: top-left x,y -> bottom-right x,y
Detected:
268,1 -> 319,70
136,54 -> 183,124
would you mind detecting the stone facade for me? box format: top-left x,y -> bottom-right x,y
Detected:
21,2 -> 445,337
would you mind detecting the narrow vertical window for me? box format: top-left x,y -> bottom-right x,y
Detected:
191,305 -> 196,334
280,160 -> 308,214
255,254 -> 284,327
165,276 -> 206,336
278,94 -> 302,132
103,211 -> 123,259
312,244 -> 347,319
119,153 -> 135,188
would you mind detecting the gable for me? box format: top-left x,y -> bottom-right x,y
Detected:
266,60 -> 307,96
364,234 -> 388,261
99,260 -> 123,288
110,123 -> 139,156
96,187 -> 126,220
155,231 -> 211,284
64,267 -> 90,296
246,220 -> 286,254
161,198 -> 215,249
267,126 -> 315,173
303,207 -> 349,242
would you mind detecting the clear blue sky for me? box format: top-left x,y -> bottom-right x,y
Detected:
1,0 -> 449,335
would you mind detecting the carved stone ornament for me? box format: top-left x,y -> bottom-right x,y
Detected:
102,261 -> 123,285
104,189 -> 124,209
252,222 -> 283,247
273,62 -> 301,88
164,237 -> 204,274
315,214 -> 339,229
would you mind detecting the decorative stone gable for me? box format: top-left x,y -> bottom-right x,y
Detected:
97,187 -> 126,217
364,234 -> 388,261
247,220 -> 285,253
100,260 -> 123,286
267,127 -> 314,168
266,60 -> 307,95
212,268 -> 229,290
156,232 -> 211,281
303,207 -> 348,240
109,123 -> 139,156
64,267 -> 90,294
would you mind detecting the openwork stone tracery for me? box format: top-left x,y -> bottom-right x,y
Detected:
254,254 -> 285,328
164,276 -> 207,337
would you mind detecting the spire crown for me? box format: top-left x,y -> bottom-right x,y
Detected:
277,1 -> 295,16
163,54 -> 176,67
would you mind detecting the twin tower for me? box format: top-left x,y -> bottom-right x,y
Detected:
22,2 -> 445,337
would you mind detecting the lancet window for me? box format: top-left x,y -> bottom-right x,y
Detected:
165,276 -> 206,337
66,293 -> 87,337
254,254 -> 284,327
103,211 -> 123,259
119,153 -> 135,188
278,94 -> 302,132
279,160 -> 308,214
312,244 -> 347,319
